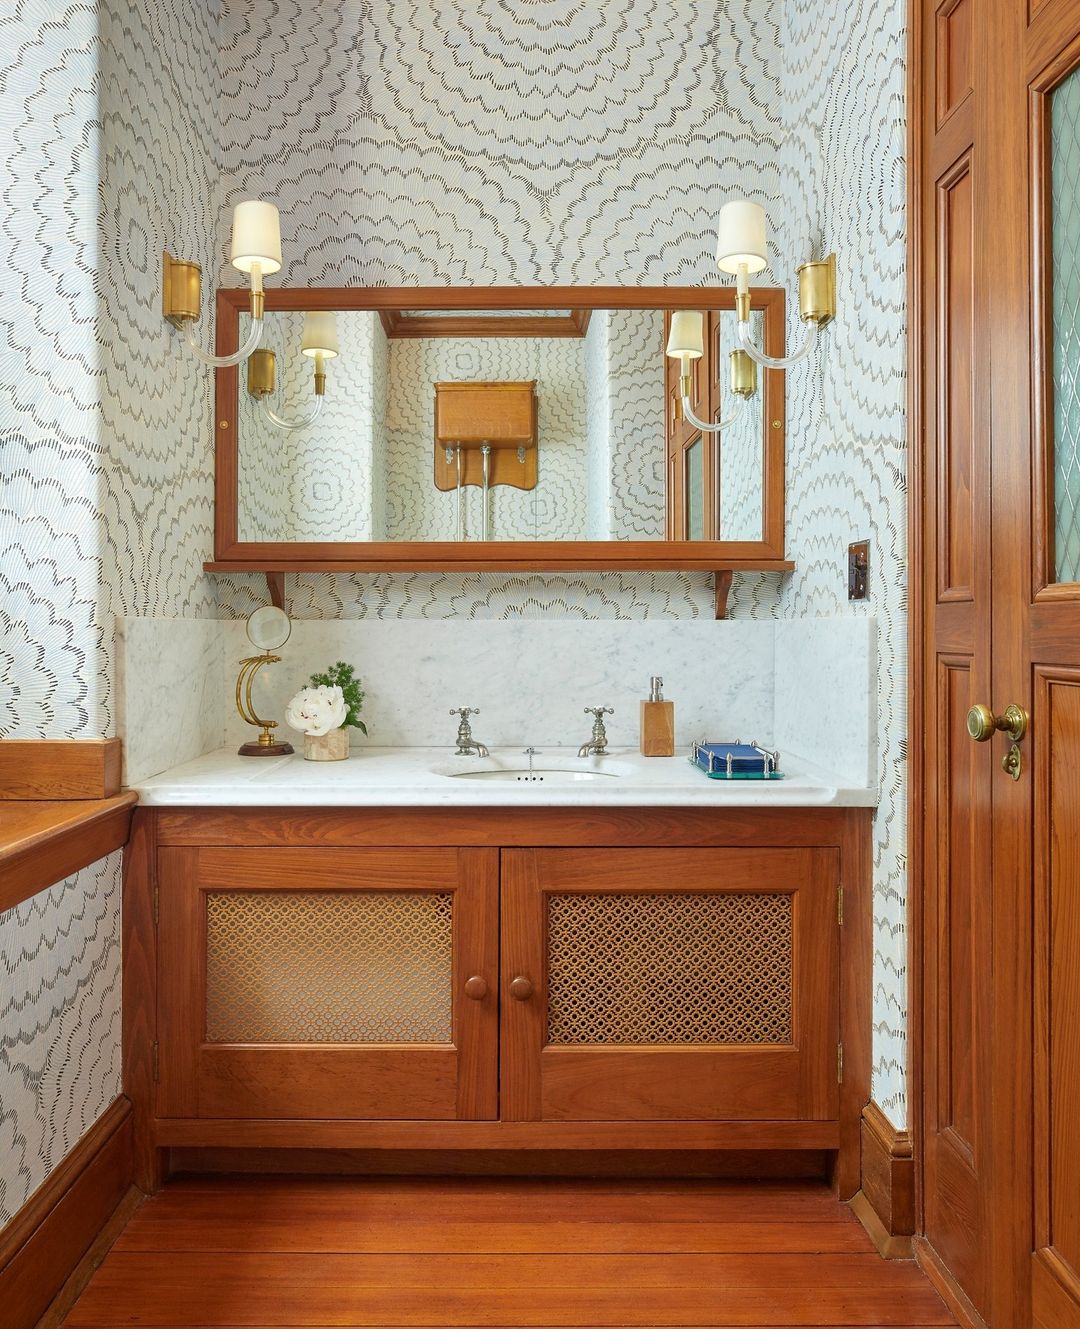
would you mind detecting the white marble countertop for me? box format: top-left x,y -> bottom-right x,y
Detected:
130,746 -> 878,808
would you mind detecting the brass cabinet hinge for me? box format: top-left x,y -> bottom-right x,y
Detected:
837,884 -> 844,927
837,1042 -> 844,1084
152,1041 -> 160,1083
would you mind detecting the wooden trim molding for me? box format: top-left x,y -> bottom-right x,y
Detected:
379,310 -> 593,339
914,1234 -> 990,1329
0,794 -> 137,914
850,1101 -> 915,1258
0,1097 -> 135,1329
0,739 -> 121,800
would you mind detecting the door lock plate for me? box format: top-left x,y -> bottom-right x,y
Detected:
1002,742 -> 1023,781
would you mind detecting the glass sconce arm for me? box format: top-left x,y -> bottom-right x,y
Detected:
680,392 -> 746,435
184,315 -> 264,368
258,393 -> 325,432
735,316 -> 819,370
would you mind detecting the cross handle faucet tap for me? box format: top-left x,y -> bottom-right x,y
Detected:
579,706 -> 614,757
450,707 -> 489,757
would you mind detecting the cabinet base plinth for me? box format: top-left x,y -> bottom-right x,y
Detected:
155,1119 -> 840,1152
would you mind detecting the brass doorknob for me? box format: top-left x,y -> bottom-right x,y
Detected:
464,975 -> 488,1001
967,703 -> 1028,743
509,976 -> 534,1001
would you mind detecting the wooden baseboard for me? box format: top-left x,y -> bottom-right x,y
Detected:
0,1097 -> 135,1329
850,1101 -> 914,1258
914,1235 -> 989,1329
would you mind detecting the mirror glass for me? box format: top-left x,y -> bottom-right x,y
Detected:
235,304 -> 770,544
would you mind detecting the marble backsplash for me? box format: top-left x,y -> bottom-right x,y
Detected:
117,616 -> 875,789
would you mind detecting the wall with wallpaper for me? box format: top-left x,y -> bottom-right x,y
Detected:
213,0 -> 907,1123
0,0 -> 907,1226
0,0 -> 220,1222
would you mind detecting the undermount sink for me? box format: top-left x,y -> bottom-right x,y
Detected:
450,767 -> 620,783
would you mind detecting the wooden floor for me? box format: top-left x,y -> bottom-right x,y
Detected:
62,1176 -> 954,1327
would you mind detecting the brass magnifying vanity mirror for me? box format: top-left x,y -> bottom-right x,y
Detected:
207,287 -> 790,616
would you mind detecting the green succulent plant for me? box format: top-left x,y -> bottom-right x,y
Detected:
308,661 -> 367,734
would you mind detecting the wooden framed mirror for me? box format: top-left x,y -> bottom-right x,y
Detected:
207,288 -> 790,604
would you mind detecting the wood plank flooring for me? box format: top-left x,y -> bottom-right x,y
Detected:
62,1176 -> 954,1328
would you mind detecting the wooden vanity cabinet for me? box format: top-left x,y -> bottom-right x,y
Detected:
126,806 -> 870,1192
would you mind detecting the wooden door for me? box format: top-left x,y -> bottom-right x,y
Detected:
500,847 -> 839,1123
156,846 -> 498,1121
917,0 -> 1080,1324
989,1 -> 1080,1325
915,0 -> 995,1311
665,310 -> 714,540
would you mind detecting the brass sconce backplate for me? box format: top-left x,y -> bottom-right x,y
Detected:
162,250 -> 202,326
797,253 -> 837,326
729,349 -> 758,399
247,348 -> 276,398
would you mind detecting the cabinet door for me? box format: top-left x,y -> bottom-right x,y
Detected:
501,848 -> 839,1122
157,846 -> 498,1120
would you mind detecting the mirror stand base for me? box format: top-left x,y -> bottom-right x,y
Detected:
713,571 -> 734,620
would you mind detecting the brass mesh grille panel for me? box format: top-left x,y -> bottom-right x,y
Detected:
205,890 -> 453,1044
546,892 -> 793,1045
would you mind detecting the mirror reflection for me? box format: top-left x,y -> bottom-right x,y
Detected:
235,305 -> 769,544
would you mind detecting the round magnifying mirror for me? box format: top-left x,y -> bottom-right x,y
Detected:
246,604 -> 291,652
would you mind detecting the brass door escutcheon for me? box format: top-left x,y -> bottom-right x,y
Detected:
967,702 -> 1028,743
1002,743 -> 1023,781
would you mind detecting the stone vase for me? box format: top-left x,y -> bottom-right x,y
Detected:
303,727 -> 350,761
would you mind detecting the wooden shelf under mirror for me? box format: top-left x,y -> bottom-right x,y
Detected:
208,286 -> 791,617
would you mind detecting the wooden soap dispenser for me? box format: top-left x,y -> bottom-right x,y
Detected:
640,675 -> 675,757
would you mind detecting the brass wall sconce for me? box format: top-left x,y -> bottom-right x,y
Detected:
715,199 -> 837,370
236,604 -> 294,757
246,312 -> 339,432
665,311 -> 758,434
163,199 -> 282,369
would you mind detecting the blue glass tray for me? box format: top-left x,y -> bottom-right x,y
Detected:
689,740 -> 784,780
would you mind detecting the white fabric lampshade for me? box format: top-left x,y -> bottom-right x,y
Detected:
715,200 -> 768,275
301,311 -> 339,359
230,200 -> 282,275
666,311 -> 705,359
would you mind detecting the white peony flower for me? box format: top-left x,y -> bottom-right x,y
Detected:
285,684 -> 348,736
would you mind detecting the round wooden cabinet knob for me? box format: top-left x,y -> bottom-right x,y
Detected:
509,975 -> 534,1001
464,975 -> 488,1001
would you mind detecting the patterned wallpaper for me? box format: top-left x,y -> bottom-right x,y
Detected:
213,0 -> 908,1123
1,0 -> 907,1228
0,0 -> 220,1221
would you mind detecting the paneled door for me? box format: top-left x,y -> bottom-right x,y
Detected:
500,848 -> 839,1123
917,0 -> 1080,1324
156,846 -> 498,1121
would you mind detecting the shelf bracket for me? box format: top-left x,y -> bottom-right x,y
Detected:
265,571 -> 286,611
713,571 -> 734,620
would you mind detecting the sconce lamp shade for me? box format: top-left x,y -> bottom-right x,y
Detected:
301,311 -> 339,359
230,200 -> 282,275
665,310 -> 705,360
715,200 -> 768,275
